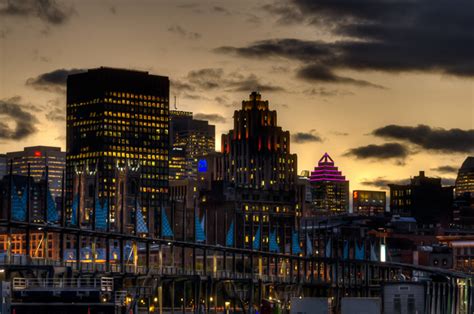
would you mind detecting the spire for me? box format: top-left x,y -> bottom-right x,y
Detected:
318,152 -> 334,165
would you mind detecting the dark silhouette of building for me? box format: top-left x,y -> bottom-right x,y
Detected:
169,110 -> 215,180
389,171 -> 453,226
353,190 -> 386,216
66,67 -> 169,234
308,153 -> 349,215
5,146 -> 65,198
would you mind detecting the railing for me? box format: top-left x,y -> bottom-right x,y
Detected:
11,277 -> 114,291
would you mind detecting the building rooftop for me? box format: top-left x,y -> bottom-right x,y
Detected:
309,153 -> 348,183
460,156 -> 474,171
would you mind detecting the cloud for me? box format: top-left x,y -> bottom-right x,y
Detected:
0,96 -> 38,140
344,143 -> 409,161
430,165 -> 459,174
362,175 -> 455,189
217,0 -> 474,86
303,87 -> 353,97
361,177 -> 410,189
44,98 -> 65,121
193,113 -> 226,124
297,65 -> 386,89
332,131 -> 349,136
372,124 -> 474,153
0,0 -> 75,25
442,178 -> 457,186
168,25 -> 201,40
214,95 -> 238,108
26,68 -> 86,93
170,80 -> 195,93
292,130 -> 322,143
173,68 -> 285,96
212,6 -> 230,15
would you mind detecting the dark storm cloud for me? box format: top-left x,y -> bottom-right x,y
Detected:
431,165 -> 458,174
26,68 -> 86,93
174,68 -> 285,94
194,113 -> 226,124
168,25 -> 201,40
297,65 -> 385,89
344,143 -> 409,160
0,0 -> 74,25
291,130 -> 322,143
216,0 -> 474,85
372,124 -> 474,153
0,97 -> 38,140
361,177 -> 410,189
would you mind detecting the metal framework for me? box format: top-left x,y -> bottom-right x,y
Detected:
1,165 -> 473,313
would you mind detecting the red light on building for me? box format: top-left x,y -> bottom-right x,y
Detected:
34,151 -> 42,157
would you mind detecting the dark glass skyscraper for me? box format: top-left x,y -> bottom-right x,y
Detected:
66,67 -> 169,234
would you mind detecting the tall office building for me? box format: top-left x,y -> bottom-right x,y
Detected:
169,110 -> 215,180
352,190 -> 386,216
66,67 -> 169,234
389,171 -> 453,226
212,91 -> 299,250
309,153 -> 349,215
452,157 -> 474,226
455,157 -> 474,197
5,146 -> 65,198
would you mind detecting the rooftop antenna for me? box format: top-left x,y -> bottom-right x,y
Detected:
174,95 -> 177,110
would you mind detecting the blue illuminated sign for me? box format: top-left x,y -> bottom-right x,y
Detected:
198,159 -> 208,172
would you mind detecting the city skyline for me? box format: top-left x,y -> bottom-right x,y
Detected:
1,0 -> 473,193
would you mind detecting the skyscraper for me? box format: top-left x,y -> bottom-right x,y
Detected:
5,146 -> 65,198
169,110 -> 215,180
66,67 -> 169,234
452,157 -> 474,227
455,156 -> 474,197
215,91 -> 298,250
309,153 -> 349,215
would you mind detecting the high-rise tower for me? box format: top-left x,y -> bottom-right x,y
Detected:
455,157 -> 474,197
309,153 -> 349,215
216,92 -> 298,250
66,67 -> 169,234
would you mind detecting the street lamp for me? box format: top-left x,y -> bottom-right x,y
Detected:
225,301 -> 231,314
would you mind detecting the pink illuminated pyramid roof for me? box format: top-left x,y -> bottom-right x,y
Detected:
309,153 -> 348,182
